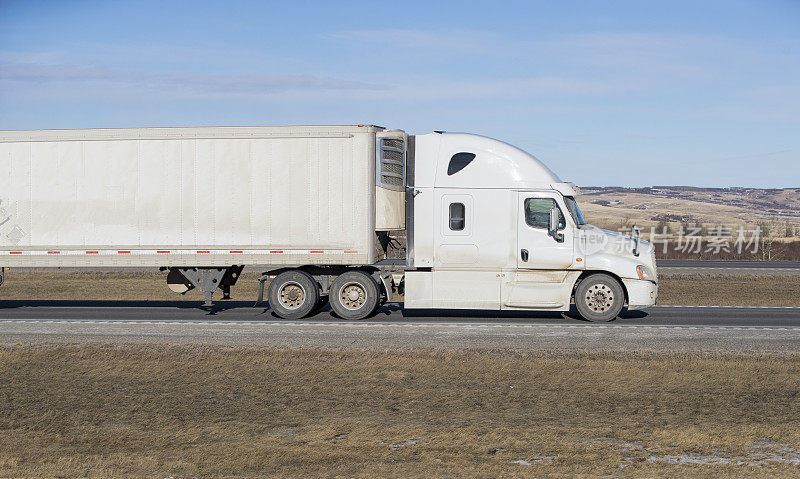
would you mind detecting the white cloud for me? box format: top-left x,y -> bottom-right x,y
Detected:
322,28 -> 502,52
381,76 -> 617,99
0,61 -> 386,95
2,29 -> 796,111
320,29 -> 752,94
0,59 -> 623,103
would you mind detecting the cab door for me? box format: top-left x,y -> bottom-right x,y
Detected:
516,192 -> 574,269
502,192 -> 576,309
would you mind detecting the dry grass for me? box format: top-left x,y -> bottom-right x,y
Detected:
2,270 -> 799,307
578,187 -> 800,235
1,345 -> 799,477
0,270 -> 263,302
657,274 -> 800,306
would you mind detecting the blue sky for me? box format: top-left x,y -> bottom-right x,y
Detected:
1,0 -> 798,187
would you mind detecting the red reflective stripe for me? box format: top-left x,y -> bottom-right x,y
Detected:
197,250 -> 210,254
157,250 -> 170,254
344,250 -> 357,254
10,251 -> 22,255
270,250 -> 283,253
118,251 -> 131,254
310,250 -> 323,253
86,251 -> 99,254
230,250 -> 243,254
47,251 -> 60,254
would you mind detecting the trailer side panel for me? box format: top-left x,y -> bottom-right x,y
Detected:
0,126 -> 380,267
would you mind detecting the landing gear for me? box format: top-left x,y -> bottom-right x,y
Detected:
0,267 -> 4,288
165,265 -> 244,306
219,267 -> 243,300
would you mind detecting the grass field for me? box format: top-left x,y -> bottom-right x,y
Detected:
0,270 -> 264,302
656,274 -> 800,307
1,270 -> 799,307
578,187 -> 800,235
1,345 -> 799,477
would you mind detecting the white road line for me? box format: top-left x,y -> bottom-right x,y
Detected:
652,305 -> 800,309
660,267 -> 800,270
0,319 -> 799,331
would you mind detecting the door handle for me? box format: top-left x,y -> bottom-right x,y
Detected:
520,249 -> 529,262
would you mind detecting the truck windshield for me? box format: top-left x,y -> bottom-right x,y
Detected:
564,196 -> 586,226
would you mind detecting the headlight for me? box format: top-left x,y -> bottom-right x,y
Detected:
636,265 -> 652,281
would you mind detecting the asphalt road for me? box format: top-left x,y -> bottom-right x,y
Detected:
1,301 -> 799,352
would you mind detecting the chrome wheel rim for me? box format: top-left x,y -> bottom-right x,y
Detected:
278,281 -> 306,310
339,282 -> 367,310
585,284 -> 615,313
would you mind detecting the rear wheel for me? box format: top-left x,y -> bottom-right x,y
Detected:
329,271 -> 380,320
267,270 -> 320,319
575,274 -> 625,322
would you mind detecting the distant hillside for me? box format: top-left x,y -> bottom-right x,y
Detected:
577,186 -> 800,239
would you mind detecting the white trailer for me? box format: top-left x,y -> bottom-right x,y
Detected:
0,125 -> 657,321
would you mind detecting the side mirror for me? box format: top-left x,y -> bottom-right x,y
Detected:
548,208 -> 565,243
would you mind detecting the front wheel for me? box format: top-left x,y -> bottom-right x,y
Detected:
574,274 -> 625,322
329,271 -> 380,320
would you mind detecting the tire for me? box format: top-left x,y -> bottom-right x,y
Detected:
574,274 -> 625,322
329,271 -> 380,320
267,270 -> 320,320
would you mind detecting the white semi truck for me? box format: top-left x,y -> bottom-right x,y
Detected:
0,125 -> 657,321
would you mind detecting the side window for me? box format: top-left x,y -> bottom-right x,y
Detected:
524,198 -> 565,229
447,152 -> 476,175
449,202 -> 465,231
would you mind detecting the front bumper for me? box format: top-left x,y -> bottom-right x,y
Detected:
622,278 -> 657,310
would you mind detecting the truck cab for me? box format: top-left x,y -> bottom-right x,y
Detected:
403,132 -> 657,321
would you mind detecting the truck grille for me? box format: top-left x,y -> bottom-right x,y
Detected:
377,137 -> 405,191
